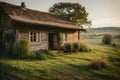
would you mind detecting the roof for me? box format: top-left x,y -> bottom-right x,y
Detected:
0,2 -> 85,31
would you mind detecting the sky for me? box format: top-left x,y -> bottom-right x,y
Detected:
0,0 -> 120,28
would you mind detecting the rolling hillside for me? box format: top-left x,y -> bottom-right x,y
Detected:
0,27 -> 120,80
0,45 -> 120,80
81,27 -> 120,45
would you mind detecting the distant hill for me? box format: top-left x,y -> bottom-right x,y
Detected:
87,27 -> 120,33
81,27 -> 120,45
81,27 -> 120,39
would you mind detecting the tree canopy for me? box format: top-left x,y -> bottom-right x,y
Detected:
49,2 -> 92,27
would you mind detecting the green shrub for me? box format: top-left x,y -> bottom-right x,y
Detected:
0,41 -> 6,56
0,40 -> 14,57
114,34 -> 120,39
36,53 -> 48,60
112,43 -> 117,47
37,49 -> 50,54
35,50 -> 48,60
0,62 -> 21,79
14,40 -> 29,59
102,34 -> 112,44
0,62 -> 10,78
62,41 -> 91,53
28,50 -> 55,60
73,42 -> 80,52
79,41 -> 90,52
64,43 -> 73,52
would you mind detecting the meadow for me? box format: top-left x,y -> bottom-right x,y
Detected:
0,27 -> 120,80
80,27 -> 120,46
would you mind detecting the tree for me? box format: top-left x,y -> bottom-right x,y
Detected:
49,2 -> 91,27
102,34 -> 112,44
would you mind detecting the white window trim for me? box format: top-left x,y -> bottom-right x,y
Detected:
36,32 -> 39,42
29,32 -> 40,43
63,33 -> 67,42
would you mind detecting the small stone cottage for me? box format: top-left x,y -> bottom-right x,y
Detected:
0,2 -> 85,51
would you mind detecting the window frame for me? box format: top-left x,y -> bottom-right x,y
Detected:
63,33 -> 67,41
29,32 -> 40,43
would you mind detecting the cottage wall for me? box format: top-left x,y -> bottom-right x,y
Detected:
0,14 -> 11,28
18,30 -> 79,51
72,31 -> 79,42
18,30 -> 29,41
67,33 -> 73,42
64,31 -> 79,43
18,30 -> 48,51
0,14 -> 16,44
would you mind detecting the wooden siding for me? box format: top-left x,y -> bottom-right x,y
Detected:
18,30 -> 48,51
63,31 -> 79,43
72,31 -> 79,42
18,30 -> 79,51
0,14 -> 11,28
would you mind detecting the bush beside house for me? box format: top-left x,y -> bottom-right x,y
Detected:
61,41 -> 91,53
14,40 -> 29,59
0,39 -> 91,59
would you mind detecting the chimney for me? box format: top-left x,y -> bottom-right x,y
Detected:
21,2 -> 26,8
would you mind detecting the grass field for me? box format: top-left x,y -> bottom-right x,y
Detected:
81,27 -> 120,46
0,27 -> 120,80
0,44 -> 120,80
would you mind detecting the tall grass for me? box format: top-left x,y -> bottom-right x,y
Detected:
64,43 -> 73,53
73,42 -> 80,52
79,41 -> 91,52
62,41 -> 91,53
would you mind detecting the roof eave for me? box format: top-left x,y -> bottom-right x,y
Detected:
13,20 -> 86,31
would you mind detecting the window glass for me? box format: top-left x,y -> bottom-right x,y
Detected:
30,32 -> 39,42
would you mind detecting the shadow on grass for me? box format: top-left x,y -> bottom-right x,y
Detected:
67,63 -> 89,71
91,70 -> 118,80
63,56 -> 92,61
67,63 -> 120,80
109,57 -> 120,62
109,57 -> 120,67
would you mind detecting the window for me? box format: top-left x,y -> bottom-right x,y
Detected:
29,32 -> 39,42
63,33 -> 67,41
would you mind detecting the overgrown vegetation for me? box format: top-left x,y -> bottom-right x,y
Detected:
62,41 -> 91,53
0,45 -> 120,80
13,40 -> 29,59
0,41 -> 91,60
63,43 -> 73,53
28,50 -> 55,60
0,39 -> 55,60
90,59 -> 108,70
0,40 -> 6,56
79,41 -> 91,52
73,42 -> 80,52
102,34 -> 113,45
